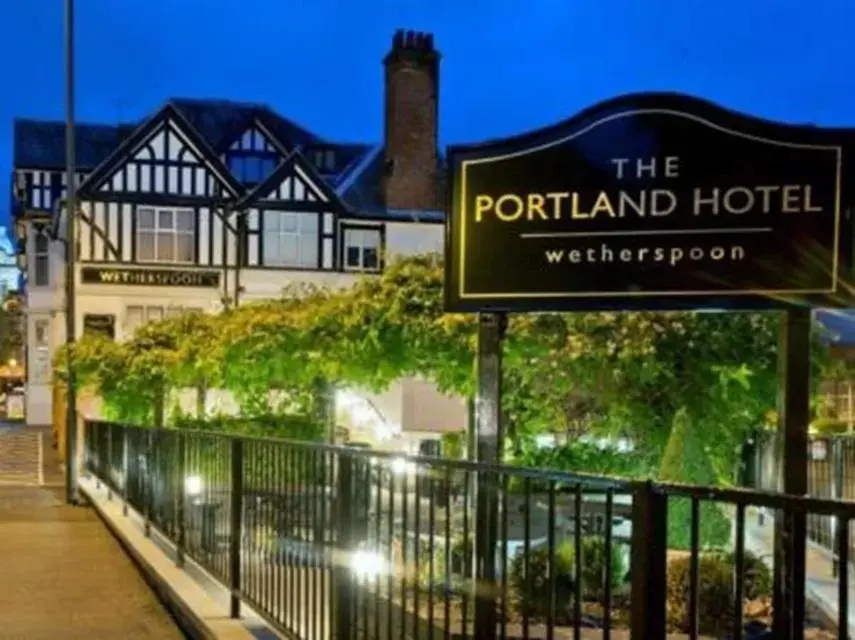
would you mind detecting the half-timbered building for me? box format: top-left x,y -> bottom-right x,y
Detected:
11,29 -> 464,443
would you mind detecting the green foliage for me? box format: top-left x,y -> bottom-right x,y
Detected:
440,432 -> 465,459
666,550 -> 771,635
0,299 -> 23,366
811,418 -> 849,435
171,412 -> 324,441
660,407 -> 731,548
517,441 -> 654,479
54,253 -> 832,484
507,536 -> 627,621
509,542 -> 575,622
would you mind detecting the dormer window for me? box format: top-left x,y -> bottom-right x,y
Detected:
226,152 -> 278,185
311,148 -> 336,174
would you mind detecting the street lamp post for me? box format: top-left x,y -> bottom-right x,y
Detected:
64,0 -> 80,504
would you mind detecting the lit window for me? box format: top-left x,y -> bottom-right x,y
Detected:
343,227 -> 381,272
263,212 -> 318,268
33,229 -> 50,286
136,207 -> 195,263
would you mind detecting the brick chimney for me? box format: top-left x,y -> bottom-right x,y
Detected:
383,29 -> 440,211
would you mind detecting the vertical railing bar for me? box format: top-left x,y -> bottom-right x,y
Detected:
732,503 -> 746,640
546,481 -> 556,640
500,473 -> 509,640
176,431 -> 186,568
522,477 -> 531,640
603,489 -> 614,640
229,437 -> 244,619
837,513 -> 849,638
688,497 -> 700,640
573,484 -> 582,640
413,461 -> 422,640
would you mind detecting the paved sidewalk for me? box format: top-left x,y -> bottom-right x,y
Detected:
0,483 -> 185,639
746,507 -> 855,638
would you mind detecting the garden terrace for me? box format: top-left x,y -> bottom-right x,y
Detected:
85,420 -> 855,639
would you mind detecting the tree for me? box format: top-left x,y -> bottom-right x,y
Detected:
0,297 -> 23,366
55,253 -> 831,486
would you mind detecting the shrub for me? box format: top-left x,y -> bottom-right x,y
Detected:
666,550 -> 770,635
509,541 -> 575,621
574,537 -> 628,601
717,550 -> 772,601
666,553 -> 734,636
507,536 -> 628,620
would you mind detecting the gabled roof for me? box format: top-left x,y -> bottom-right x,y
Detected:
14,119 -> 135,170
170,98 -> 322,151
77,102 -> 243,198
237,149 -> 347,213
11,97 -> 446,221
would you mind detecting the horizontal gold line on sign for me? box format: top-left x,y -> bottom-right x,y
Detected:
519,227 -> 773,239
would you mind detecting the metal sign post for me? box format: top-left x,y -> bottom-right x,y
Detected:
64,0 -> 80,504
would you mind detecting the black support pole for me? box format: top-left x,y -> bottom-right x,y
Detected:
772,306 -> 811,640
473,312 -> 506,639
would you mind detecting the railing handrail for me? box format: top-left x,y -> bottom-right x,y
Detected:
85,419 -> 855,513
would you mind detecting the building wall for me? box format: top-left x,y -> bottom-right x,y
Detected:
26,211 -> 446,431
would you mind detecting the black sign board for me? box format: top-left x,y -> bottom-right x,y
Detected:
445,93 -> 854,312
81,267 -> 221,288
83,314 -> 116,339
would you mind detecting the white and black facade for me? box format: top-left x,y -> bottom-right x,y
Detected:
11,29 -> 460,439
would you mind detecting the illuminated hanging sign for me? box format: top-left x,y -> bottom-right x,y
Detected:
445,93 -> 852,312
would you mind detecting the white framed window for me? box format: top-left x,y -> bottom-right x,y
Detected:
136,207 -> 195,263
124,305 -> 201,335
343,227 -> 381,271
263,212 -> 318,268
33,229 -> 50,286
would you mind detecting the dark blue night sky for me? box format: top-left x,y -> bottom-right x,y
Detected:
1,0 -> 853,226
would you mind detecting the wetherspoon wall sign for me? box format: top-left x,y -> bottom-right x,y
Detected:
445,93 -> 854,312
81,267 -> 221,288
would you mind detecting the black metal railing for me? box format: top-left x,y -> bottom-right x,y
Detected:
85,420 -> 855,639
751,432 -> 855,571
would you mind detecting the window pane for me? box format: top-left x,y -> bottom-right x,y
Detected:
158,210 -> 174,229
279,235 -> 299,264
280,213 -> 297,233
155,231 -> 175,261
362,230 -> 381,251
176,210 -> 194,231
125,306 -> 144,333
34,255 -> 49,286
164,307 -> 183,318
137,208 -> 155,229
35,232 -> 49,253
345,246 -> 360,268
137,231 -> 156,261
244,157 -> 262,182
176,234 -> 195,262
299,214 -> 318,233
264,211 -> 279,232
146,307 -> 163,322
363,248 -> 379,270
299,237 -> 318,267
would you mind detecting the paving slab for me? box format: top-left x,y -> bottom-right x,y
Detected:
0,484 -> 185,640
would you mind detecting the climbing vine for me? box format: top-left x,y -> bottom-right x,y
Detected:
54,253 -> 832,483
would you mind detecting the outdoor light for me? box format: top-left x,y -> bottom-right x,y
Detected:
390,457 -> 415,476
350,549 -> 387,580
185,474 -> 203,497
